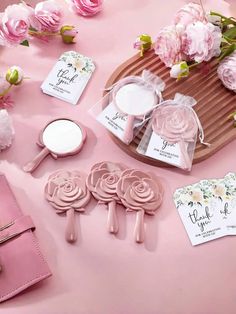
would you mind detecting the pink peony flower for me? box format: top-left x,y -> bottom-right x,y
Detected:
68,0 -> 103,17
217,52 -> 236,92
182,21 -> 222,63
0,4 -> 30,47
34,0 -> 62,33
154,25 -> 185,68
174,2 -> 206,29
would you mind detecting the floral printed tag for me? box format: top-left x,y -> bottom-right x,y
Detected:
174,180 -> 226,246
174,173 -> 236,245
41,51 -> 95,105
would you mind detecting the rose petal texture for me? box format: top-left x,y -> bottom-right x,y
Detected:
116,169 -> 163,214
34,0 -> 62,32
174,2 -> 205,29
152,104 -> 198,143
217,52 -> 236,92
69,0 -> 103,17
154,25 -> 185,68
45,170 -> 91,213
182,21 -> 222,63
86,161 -> 125,203
0,4 -> 30,47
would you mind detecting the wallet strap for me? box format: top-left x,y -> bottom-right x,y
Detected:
0,215 -> 35,244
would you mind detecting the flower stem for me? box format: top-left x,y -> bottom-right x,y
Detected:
188,62 -> 199,69
28,30 -> 60,36
0,84 -> 12,97
210,11 -> 236,25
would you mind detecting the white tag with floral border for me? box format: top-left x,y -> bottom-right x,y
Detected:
174,181 -> 226,246
41,51 -> 95,105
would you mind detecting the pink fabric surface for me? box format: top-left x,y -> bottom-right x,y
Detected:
0,0 -> 236,313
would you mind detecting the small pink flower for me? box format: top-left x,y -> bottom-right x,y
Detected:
174,2 -> 206,29
182,21 -> 222,63
68,0 -> 103,17
218,52 -> 236,92
34,0 -> 62,33
154,25 -> 185,67
0,4 -> 30,47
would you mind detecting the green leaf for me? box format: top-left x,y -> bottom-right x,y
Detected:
29,27 -> 37,32
219,44 -> 236,61
20,40 -> 29,47
223,26 -> 236,39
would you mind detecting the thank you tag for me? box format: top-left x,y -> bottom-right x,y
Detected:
41,51 -> 95,105
174,183 -> 225,246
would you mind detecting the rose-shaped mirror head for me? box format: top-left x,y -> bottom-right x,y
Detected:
111,72 -> 162,144
116,169 -> 163,243
86,161 -> 126,234
152,104 -> 198,170
23,118 -> 86,173
45,170 -> 91,243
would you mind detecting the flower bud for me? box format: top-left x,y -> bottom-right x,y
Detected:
134,34 -> 152,56
60,25 -> 78,44
170,61 -> 189,79
5,66 -> 24,85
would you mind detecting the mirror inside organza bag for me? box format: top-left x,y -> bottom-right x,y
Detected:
90,70 -> 165,144
137,93 -> 210,171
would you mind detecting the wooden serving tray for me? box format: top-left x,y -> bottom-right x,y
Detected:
105,49 -> 236,167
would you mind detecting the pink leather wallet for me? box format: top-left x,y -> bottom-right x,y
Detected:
0,173 -> 52,302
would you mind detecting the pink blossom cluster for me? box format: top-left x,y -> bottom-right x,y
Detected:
0,0 -> 62,47
154,2 -> 222,67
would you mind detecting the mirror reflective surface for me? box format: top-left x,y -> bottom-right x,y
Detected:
115,83 -> 156,116
42,119 -> 83,154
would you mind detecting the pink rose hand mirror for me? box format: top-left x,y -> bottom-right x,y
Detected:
86,162 -> 125,234
111,70 -> 165,144
116,169 -> 163,243
45,170 -> 91,243
23,118 -> 86,173
151,93 -> 209,170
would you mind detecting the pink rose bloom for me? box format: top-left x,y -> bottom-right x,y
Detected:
34,0 -> 62,32
174,2 -> 206,29
217,52 -> 236,92
182,21 -> 222,63
68,0 -> 103,17
154,25 -> 185,68
0,4 -> 30,47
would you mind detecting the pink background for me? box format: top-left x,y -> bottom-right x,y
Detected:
0,0 -> 236,313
